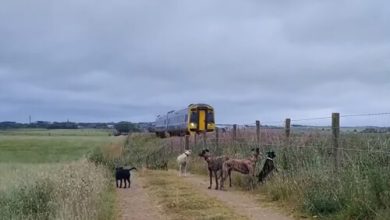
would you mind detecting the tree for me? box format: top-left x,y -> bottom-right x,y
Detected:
114,121 -> 139,134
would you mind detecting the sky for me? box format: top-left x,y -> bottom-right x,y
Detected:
0,0 -> 389,126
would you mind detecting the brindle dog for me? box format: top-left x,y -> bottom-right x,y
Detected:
199,149 -> 229,190
220,148 -> 261,190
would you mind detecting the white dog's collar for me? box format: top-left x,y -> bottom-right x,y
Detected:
184,153 -> 189,157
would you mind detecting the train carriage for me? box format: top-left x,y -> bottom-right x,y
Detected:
154,104 -> 215,138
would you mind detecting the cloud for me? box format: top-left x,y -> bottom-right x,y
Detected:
0,0 -> 389,126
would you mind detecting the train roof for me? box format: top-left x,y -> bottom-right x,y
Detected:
155,104 -> 214,119
188,103 -> 213,109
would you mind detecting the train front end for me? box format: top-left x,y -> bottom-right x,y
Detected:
187,104 -> 215,134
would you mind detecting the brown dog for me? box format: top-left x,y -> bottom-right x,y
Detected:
220,148 -> 261,189
199,149 -> 230,190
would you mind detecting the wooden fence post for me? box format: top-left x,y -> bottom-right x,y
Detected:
215,127 -> 219,148
233,124 -> 237,142
185,135 -> 189,150
180,136 -> 183,152
256,120 -> 260,148
203,132 -> 207,148
332,112 -> 340,171
285,118 -> 291,139
194,133 -> 197,149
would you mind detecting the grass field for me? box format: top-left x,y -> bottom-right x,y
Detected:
0,128 -> 122,219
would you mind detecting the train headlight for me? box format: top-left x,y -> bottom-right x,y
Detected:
190,123 -> 196,127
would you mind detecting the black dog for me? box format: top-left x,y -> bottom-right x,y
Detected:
257,151 -> 277,183
115,167 -> 137,188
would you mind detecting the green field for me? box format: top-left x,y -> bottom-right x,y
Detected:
0,130 -> 117,163
0,129 -> 122,220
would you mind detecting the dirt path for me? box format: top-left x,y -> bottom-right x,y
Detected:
116,170 -> 295,220
116,173 -> 167,220
182,173 -> 294,220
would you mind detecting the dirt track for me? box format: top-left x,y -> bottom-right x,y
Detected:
116,174 -> 167,220
182,173 -> 294,220
117,171 -> 294,220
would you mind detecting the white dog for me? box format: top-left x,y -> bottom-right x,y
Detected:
177,150 -> 191,176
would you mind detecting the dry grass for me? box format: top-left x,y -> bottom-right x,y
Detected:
140,170 -> 247,220
0,160 -> 114,220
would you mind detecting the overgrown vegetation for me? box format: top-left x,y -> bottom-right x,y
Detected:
137,129 -> 390,220
0,161 -> 114,220
254,132 -> 390,220
0,129 -> 122,219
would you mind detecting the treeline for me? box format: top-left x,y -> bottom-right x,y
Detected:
0,121 -> 153,133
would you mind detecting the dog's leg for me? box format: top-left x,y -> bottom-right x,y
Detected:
208,168 -> 212,189
178,164 -> 182,176
214,170 -> 219,190
228,169 -> 232,187
220,169 -> 225,190
120,179 -> 122,188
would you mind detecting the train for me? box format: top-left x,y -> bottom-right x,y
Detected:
154,103 -> 215,138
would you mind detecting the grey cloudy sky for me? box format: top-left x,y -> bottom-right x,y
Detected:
1,0 -> 389,126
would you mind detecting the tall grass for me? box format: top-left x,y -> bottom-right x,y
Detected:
0,129 -> 123,219
139,129 -> 390,220
254,131 -> 390,220
0,160 -> 114,220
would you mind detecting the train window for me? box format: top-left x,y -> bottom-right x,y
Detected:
190,111 -> 198,123
207,112 -> 214,123
185,114 -> 188,122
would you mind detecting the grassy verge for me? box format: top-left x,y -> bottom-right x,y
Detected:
0,128 -> 124,219
141,170 -> 247,220
0,160 -> 114,219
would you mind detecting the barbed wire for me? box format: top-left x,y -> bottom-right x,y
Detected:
218,112 -> 390,126
341,112 -> 390,118
291,116 -> 332,122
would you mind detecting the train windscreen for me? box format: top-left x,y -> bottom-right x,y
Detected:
207,111 -> 214,123
190,111 -> 198,123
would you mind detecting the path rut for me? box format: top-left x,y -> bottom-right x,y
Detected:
182,173 -> 294,220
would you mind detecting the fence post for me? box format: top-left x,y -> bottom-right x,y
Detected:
233,124 -> 237,142
185,135 -> 189,150
215,127 -> 219,148
332,112 -> 340,171
170,138 -> 174,153
285,118 -> 291,139
256,120 -> 260,148
194,133 -> 197,149
203,132 -> 207,148
180,136 -> 183,152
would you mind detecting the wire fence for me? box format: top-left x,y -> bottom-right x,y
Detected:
144,112 -> 390,170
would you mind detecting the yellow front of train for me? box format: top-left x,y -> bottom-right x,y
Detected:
187,104 -> 215,134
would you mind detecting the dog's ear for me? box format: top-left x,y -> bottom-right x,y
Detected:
205,149 -> 209,152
